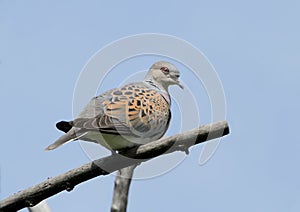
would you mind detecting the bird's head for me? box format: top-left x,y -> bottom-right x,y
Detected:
144,61 -> 184,90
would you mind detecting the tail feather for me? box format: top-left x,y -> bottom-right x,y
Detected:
56,121 -> 73,133
45,129 -> 88,151
45,130 -> 76,151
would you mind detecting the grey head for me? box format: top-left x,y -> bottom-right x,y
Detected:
144,61 -> 184,91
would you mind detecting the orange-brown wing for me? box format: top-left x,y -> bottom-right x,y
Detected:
72,83 -> 170,138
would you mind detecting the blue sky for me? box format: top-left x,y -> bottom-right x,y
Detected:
1,0 -> 300,211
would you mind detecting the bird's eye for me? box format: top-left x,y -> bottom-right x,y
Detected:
160,67 -> 169,74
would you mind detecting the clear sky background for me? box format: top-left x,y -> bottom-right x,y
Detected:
1,1 -> 300,211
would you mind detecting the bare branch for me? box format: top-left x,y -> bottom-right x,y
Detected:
111,165 -> 137,212
0,121 -> 229,212
28,200 -> 51,212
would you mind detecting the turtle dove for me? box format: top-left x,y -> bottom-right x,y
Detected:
45,61 -> 183,152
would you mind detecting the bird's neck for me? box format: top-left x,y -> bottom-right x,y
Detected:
144,79 -> 171,104
144,79 -> 168,91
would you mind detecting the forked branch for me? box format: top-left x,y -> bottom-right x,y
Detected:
0,121 -> 229,211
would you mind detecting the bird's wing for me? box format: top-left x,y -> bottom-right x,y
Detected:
72,83 -> 170,137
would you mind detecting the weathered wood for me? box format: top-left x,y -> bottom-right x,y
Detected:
111,165 -> 137,212
28,200 -> 51,212
0,121 -> 229,212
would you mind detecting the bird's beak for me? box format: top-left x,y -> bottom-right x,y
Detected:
171,72 -> 184,89
176,80 -> 184,89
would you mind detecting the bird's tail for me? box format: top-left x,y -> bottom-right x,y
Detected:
56,120 -> 73,133
45,129 -> 78,151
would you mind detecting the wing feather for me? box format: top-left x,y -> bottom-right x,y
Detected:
72,82 -> 170,138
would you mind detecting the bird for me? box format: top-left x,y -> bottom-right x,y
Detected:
45,61 -> 183,153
